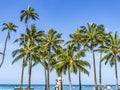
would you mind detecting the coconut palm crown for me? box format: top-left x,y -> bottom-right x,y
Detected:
20,6 -> 39,24
101,32 -> 120,90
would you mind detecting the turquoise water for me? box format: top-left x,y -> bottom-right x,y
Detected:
0,84 -> 117,90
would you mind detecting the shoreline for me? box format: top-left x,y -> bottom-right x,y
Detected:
0,84 -> 117,86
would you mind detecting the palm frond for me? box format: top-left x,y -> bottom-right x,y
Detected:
12,53 -> 25,64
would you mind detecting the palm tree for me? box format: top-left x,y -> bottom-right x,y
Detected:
14,24 -> 44,89
20,6 -> 39,88
80,23 -> 105,90
20,7 -> 39,87
92,25 -> 109,90
101,33 -> 120,90
0,22 -> 18,68
13,42 -> 39,90
97,32 -> 110,90
26,43 -> 39,90
55,44 -> 90,90
41,29 -> 64,90
66,29 -> 88,90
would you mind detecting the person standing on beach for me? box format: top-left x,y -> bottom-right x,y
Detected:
104,85 -> 107,90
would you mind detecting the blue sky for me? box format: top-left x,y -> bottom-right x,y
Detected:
0,0 -> 120,85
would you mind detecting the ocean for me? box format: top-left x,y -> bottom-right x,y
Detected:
0,84 -> 117,90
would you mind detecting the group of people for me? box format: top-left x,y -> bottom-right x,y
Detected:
55,77 -> 63,90
55,78 -> 113,90
93,86 -> 112,90
104,85 -> 112,90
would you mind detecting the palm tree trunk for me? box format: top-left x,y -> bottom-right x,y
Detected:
28,58 -> 32,90
44,69 -> 47,90
48,64 -> 50,90
114,56 -> 118,90
59,73 -> 63,90
99,53 -> 102,90
68,67 -> 72,90
92,49 -> 98,90
46,47 -> 51,90
46,62 -> 50,90
79,70 -> 82,90
77,44 -> 82,90
20,59 -> 25,89
61,73 -> 63,90
0,32 -> 9,68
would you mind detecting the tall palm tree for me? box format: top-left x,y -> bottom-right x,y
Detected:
0,22 -> 18,68
20,6 -> 39,89
66,29 -> 87,90
14,24 -> 44,89
101,33 -> 120,90
41,29 -> 64,90
55,44 -> 90,90
98,33 -> 110,90
80,23 -> 105,90
20,7 -> 39,87
92,25 -> 109,90
13,42 -> 39,90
